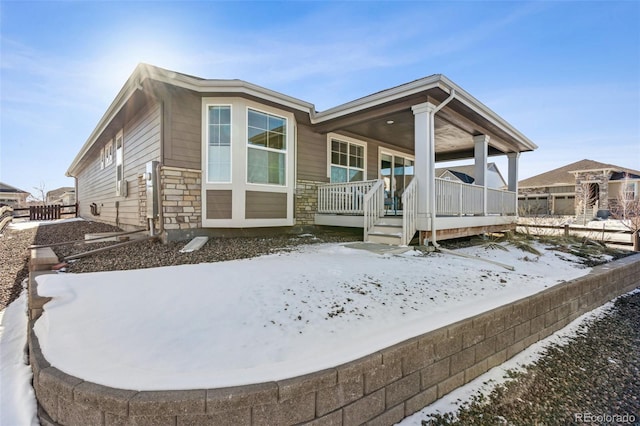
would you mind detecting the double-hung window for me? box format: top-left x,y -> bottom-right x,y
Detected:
247,109 -> 286,185
330,139 -> 364,183
207,105 -> 232,182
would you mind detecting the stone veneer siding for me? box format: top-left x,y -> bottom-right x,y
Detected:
574,170 -> 610,213
137,175 -> 147,227
28,254 -> 640,426
296,179 -> 323,226
160,166 -> 202,231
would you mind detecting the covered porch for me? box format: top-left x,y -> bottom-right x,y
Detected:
309,75 -> 535,246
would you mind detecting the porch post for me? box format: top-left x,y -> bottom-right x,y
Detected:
412,102 -> 437,232
507,152 -> 520,215
474,134 -> 489,216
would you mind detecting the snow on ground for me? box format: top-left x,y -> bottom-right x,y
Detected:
0,290 -> 39,426
33,241 -> 592,391
397,288 -> 639,425
7,217 -> 84,231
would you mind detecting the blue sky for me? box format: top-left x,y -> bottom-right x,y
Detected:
1,1 -> 639,196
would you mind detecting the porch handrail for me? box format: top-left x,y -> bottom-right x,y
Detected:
435,178 -> 483,216
363,179 -> 385,242
317,180 -> 379,214
401,179 -> 418,246
488,188 -> 517,215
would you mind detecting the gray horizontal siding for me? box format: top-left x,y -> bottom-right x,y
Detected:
164,88 -> 201,170
77,103 -> 161,227
206,190 -> 232,219
245,191 -> 287,219
297,124 -> 328,182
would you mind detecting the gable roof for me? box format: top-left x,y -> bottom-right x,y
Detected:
0,182 -> 28,193
46,186 -> 75,200
519,159 -> 640,188
67,64 -> 537,177
435,162 -> 507,187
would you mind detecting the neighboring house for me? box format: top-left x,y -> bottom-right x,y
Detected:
66,64 -> 536,245
46,187 -> 76,205
435,163 -> 507,189
518,159 -> 640,218
0,182 -> 30,207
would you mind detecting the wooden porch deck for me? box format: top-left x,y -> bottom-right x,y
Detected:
315,179 -> 517,244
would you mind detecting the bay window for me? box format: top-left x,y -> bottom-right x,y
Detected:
207,105 -> 232,182
247,109 -> 287,185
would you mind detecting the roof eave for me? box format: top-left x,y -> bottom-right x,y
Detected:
312,74 -> 537,153
67,64 -> 315,177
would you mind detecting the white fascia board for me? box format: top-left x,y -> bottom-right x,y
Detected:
311,75 -> 444,123
145,66 -> 314,113
66,67 -> 144,177
438,75 -> 538,152
67,64 -> 314,177
312,74 -> 537,153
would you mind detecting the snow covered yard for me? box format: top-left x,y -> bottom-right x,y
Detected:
31,240 -> 596,392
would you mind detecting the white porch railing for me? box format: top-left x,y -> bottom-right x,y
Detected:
363,180 -> 385,241
435,178 -> 484,216
488,188 -> 517,215
401,179 -> 417,245
317,180 -> 379,214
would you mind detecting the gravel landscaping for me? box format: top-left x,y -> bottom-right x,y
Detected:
418,289 -> 640,425
0,219 -> 359,308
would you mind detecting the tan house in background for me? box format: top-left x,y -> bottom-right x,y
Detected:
0,182 -> 30,207
518,159 -> 640,220
66,64 -> 536,245
46,187 -> 76,205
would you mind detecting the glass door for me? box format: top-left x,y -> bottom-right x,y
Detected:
380,152 -> 414,215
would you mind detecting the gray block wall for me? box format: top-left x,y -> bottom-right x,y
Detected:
28,253 -> 640,426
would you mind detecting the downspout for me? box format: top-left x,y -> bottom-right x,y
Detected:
428,89 -> 456,248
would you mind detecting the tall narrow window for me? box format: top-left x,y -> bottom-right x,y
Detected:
207,105 -> 232,182
115,131 -> 124,196
330,139 -> 364,182
247,109 -> 287,185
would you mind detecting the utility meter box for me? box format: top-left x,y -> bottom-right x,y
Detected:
145,161 -> 159,219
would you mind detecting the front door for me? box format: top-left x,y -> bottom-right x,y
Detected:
380,152 -> 414,215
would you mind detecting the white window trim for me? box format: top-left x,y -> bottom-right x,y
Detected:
326,133 -> 367,182
104,140 -> 114,166
99,147 -> 105,170
115,130 -> 124,197
200,97 -> 296,228
246,107 -> 289,187
205,103 -> 233,184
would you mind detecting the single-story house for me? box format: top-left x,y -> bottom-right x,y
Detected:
518,159 -> 640,218
46,187 -> 76,205
0,182 -> 30,207
66,64 -> 537,245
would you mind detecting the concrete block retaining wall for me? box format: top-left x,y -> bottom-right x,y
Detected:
29,253 -> 640,426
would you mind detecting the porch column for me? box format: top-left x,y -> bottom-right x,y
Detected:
474,134 -> 489,216
507,152 -> 520,215
412,102 -> 437,231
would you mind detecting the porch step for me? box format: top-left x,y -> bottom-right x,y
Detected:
367,232 -> 402,246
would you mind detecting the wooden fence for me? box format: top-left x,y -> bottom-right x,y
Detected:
516,222 -> 637,250
12,204 -> 78,221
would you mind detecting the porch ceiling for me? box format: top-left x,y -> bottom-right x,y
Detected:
315,88 -> 534,162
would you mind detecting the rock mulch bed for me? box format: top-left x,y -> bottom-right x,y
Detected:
419,289 -> 640,425
0,220 -> 360,306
